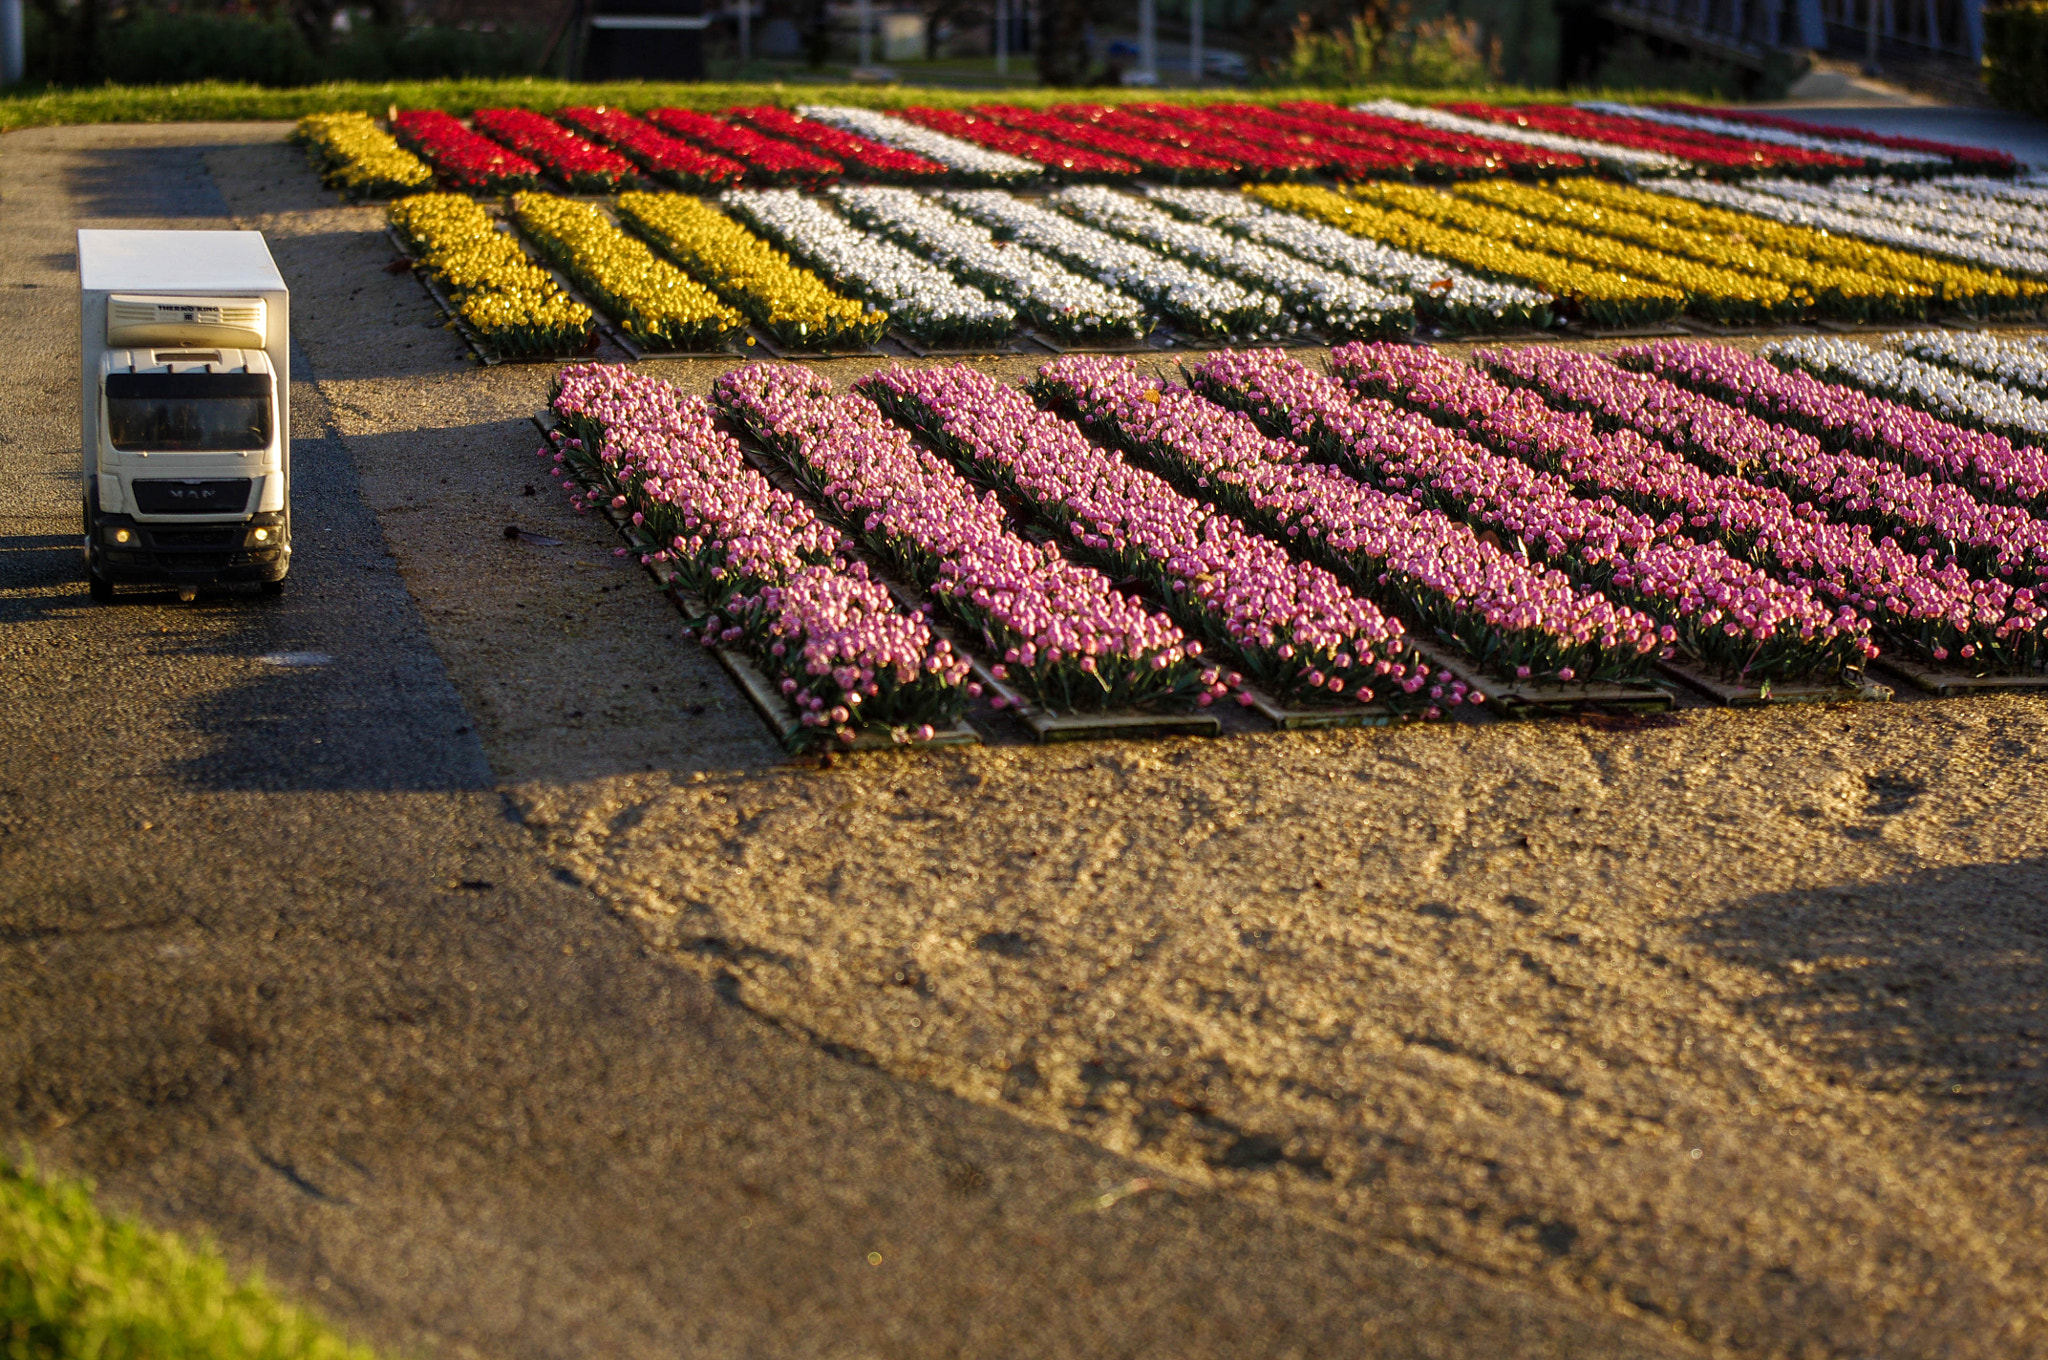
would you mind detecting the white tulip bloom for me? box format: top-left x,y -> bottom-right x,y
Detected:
1050,186 -> 1412,338
940,189 -> 1289,339
1145,185 -> 1550,330
831,186 -> 1147,342
721,189 -> 1014,345
1767,334 -> 2048,447
1898,329 -> 2048,401
1647,176 -> 2048,279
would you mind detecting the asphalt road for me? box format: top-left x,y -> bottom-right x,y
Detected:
2,123 -> 2046,1360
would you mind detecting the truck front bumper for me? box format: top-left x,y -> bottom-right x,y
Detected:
89,509 -> 290,585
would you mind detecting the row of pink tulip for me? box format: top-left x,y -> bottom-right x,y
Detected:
548,362 -> 970,747
1484,346 -> 2048,588
713,362 -> 1223,713
1335,343 -> 2046,671
1186,348 -> 1874,683
856,363 -> 1457,713
1027,354 -> 1656,685
1620,339 -> 2048,516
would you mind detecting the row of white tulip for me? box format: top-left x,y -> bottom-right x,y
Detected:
1766,334 -> 2048,449
796,105 -> 1040,186
1050,186 -> 1413,340
1932,175 -> 2048,208
829,185 -> 1149,343
1142,186 -> 1552,331
719,189 -> 1016,346
1873,181 -> 2048,237
1896,329 -> 2048,402
939,189 -> 1293,339
1648,176 -> 2048,279
1353,98 -> 1685,174
1574,101 -> 1940,168
1749,176 -> 2048,258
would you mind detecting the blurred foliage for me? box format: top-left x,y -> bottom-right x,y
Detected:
1272,11 -> 1494,86
1261,0 -> 1563,88
0,1153 -> 381,1360
1987,1 -> 2048,117
21,2 -> 550,87
1585,33 -> 1756,99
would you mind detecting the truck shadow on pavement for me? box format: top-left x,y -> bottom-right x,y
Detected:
65,143 -> 237,224
1695,857 -> 2048,1137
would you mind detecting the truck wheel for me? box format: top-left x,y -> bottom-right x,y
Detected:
88,573 -> 114,602
260,578 -> 286,596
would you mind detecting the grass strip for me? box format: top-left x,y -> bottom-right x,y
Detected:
0,1155 -> 379,1360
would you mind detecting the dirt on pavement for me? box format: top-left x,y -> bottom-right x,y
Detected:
2,122 -> 2045,1360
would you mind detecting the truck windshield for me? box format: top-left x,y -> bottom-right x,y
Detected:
105,372 -> 271,453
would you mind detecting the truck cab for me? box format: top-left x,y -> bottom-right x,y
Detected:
79,230 -> 291,600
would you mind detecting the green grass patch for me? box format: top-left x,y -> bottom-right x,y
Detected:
0,1154 -> 382,1360
0,78 -> 1689,133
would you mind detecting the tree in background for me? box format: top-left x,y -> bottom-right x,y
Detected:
1258,0 -> 1559,87
1036,0 -> 1090,84
21,0 -> 553,85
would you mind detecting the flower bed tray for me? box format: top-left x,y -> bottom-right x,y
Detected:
1237,685 -> 1403,730
1657,659 -> 1891,706
1565,322 -> 1693,339
1423,327 -> 1558,344
881,329 -> 1038,359
1875,654 -> 2048,697
1414,640 -> 1672,717
1675,319 -> 1821,339
744,329 -> 887,360
532,412 -> 978,753
1815,319 -> 1943,336
1020,328 -> 1178,356
975,659 -> 1224,741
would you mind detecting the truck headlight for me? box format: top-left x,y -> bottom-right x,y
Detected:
245,524 -> 280,547
104,526 -> 133,545
250,526 -> 270,543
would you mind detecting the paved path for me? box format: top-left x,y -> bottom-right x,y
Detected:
0,124 -> 1672,1360
4,123 -> 2047,1360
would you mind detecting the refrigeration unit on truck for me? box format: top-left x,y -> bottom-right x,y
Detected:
78,229 -> 290,601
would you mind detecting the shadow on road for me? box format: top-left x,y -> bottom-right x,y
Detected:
1696,857 -> 2048,1135
65,143 -> 236,223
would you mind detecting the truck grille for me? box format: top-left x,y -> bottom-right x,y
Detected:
130,478 -> 252,514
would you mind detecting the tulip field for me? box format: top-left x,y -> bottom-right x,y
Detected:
531,323 -> 2048,750
293,97 -> 2048,358
288,96 -> 2048,747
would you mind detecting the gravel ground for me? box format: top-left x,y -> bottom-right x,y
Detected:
3,122 -> 2046,1360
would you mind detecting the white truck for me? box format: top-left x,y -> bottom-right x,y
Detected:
78,229 -> 291,601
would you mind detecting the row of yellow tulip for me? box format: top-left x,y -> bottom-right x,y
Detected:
1247,182 -> 1686,329
1352,181 -> 1803,327
615,192 -> 888,350
295,112 -> 432,200
387,193 -> 593,358
1456,180 -> 1930,324
511,193 -> 747,352
1542,178 -> 2048,318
